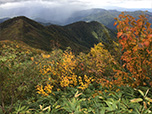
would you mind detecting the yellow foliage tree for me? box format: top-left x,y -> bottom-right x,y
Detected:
36,49 -> 94,96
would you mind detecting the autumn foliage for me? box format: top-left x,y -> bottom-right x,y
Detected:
113,12 -> 152,87
1,13 -> 152,113
36,49 -> 95,96
36,13 -> 152,97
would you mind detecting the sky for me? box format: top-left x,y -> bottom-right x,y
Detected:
0,0 -> 152,21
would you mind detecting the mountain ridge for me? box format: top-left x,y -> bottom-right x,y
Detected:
1,8 -> 151,29
0,16 -> 116,53
66,9 -> 152,29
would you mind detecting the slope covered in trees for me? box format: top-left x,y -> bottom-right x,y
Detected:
0,13 -> 152,113
0,16 -> 116,53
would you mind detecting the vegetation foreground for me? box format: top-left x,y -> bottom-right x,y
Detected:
0,13 -> 152,114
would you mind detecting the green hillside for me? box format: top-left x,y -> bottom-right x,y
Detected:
65,21 -> 116,46
0,16 -> 116,52
0,16 -> 53,51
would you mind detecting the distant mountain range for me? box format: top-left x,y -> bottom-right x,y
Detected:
65,9 -> 152,29
0,8 -> 152,29
0,17 -> 10,23
104,6 -> 152,12
0,16 -> 116,53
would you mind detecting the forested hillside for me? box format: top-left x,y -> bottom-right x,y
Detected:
0,13 -> 152,114
0,16 -> 116,53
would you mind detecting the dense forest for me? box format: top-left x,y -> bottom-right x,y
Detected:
0,12 -> 152,114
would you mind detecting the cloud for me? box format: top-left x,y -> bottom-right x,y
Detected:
78,0 -> 152,9
0,0 -> 151,22
118,0 -> 152,9
0,0 -> 87,5
0,0 -> 87,22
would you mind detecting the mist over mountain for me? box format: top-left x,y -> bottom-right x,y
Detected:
0,0 -> 87,24
1,8 -> 151,30
28,9 -> 152,29
0,17 -> 10,23
0,0 -> 151,29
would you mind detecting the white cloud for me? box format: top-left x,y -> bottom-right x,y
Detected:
0,0 -> 151,20
0,0 -> 151,8
116,0 -> 152,8
77,0 -> 152,9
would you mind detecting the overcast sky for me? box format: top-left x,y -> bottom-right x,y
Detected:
0,0 -> 152,20
0,0 -> 152,8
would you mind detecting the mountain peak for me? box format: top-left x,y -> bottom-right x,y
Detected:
0,17 -> 116,53
0,16 -> 49,49
0,16 -> 44,29
12,16 -> 29,20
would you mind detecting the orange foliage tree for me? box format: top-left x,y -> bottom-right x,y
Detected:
113,12 -> 152,87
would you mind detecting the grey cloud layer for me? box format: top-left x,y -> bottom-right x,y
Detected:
0,0 -> 29,4
0,0 -> 82,4
0,0 -> 87,23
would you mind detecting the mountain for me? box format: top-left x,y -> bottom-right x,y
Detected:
0,16 -> 116,53
66,9 -> 152,29
31,8 -> 152,30
0,17 -> 10,23
0,16 -> 53,51
65,21 -> 116,47
34,18 -> 52,26
1,8 -> 151,30
104,6 -> 152,12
